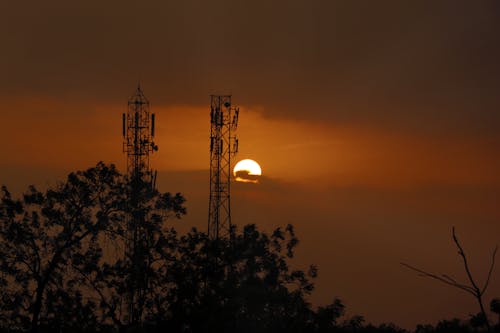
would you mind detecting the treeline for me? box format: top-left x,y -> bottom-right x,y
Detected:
0,163 -> 498,333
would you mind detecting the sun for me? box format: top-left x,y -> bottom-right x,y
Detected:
233,159 -> 262,183
234,159 -> 262,175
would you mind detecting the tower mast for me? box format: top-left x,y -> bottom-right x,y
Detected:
122,85 -> 157,323
208,95 -> 239,240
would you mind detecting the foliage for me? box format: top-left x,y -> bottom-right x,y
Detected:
0,162 -> 125,332
0,162 -> 344,332
71,174 -> 186,329
2,162 -> 497,333
491,298 -> 500,331
151,224 -> 342,332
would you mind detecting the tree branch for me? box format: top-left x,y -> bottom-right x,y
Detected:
404,227 -> 497,332
452,227 -> 481,296
441,274 -> 458,284
481,245 -> 498,295
71,263 -> 123,328
400,262 -> 476,295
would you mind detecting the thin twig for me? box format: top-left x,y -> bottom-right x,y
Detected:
403,227 -> 497,332
400,262 -> 476,295
452,227 -> 481,295
441,274 -> 458,284
481,245 -> 498,295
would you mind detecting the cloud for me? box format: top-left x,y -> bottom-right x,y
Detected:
1,0 -> 499,136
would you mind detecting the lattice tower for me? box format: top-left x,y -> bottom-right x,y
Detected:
121,85 -> 157,323
208,95 -> 239,240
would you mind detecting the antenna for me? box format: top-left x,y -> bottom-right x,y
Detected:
151,113 -> 155,137
122,113 -> 126,137
123,85 -> 157,184
208,95 -> 239,240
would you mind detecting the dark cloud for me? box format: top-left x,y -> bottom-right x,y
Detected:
2,1 -> 500,134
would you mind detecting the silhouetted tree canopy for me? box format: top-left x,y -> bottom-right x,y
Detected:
1,163 -> 497,333
0,163 -> 126,332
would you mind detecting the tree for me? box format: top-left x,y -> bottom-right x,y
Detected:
0,162 -> 126,332
432,318 -> 470,333
145,223 -> 346,332
71,178 -> 186,330
491,298 -> 500,330
470,312 -> 488,330
401,227 -> 497,332
1,162 -> 354,332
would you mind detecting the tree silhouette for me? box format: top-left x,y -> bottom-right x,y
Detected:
1,162 -> 376,333
470,312 -> 488,331
491,298 -> 500,330
431,318 -> 470,333
0,162 -> 125,332
401,227 -> 497,332
71,178 -> 186,330
153,224 -> 346,332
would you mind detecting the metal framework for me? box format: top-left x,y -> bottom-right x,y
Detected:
123,85 -> 158,184
121,85 -> 157,323
208,95 -> 239,240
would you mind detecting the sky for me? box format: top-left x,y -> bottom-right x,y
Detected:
1,0 -> 500,329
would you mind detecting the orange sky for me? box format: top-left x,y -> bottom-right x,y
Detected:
2,98 -> 500,189
2,97 -> 499,328
1,0 -> 500,329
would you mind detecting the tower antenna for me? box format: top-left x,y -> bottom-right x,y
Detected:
123,85 -> 157,182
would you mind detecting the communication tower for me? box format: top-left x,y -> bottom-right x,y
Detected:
208,95 -> 239,240
122,85 -> 157,323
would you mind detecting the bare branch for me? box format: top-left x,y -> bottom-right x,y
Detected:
404,227 -> 496,332
441,274 -> 458,284
452,227 -> 482,295
400,262 -> 476,295
481,245 -> 498,295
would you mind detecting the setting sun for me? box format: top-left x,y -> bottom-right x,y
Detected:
233,159 -> 262,183
234,159 -> 262,176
